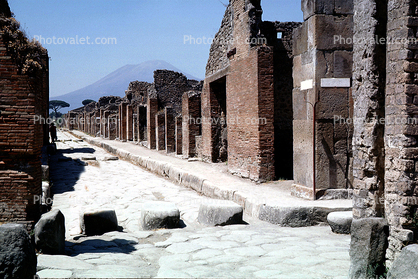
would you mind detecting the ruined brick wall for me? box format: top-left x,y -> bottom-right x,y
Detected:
154,70 -> 202,114
205,4 -> 232,77
0,8 -> 48,228
125,81 -> 150,105
293,0 -> 354,195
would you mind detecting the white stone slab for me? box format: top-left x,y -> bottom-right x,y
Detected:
321,78 -> 351,88
301,79 -> 313,90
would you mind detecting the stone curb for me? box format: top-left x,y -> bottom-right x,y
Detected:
68,131 -> 351,227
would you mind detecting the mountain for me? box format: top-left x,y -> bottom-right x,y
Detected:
52,60 -> 201,113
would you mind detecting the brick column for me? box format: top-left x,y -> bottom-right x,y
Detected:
165,107 -> 175,153
127,105 -> 133,141
155,113 -> 165,151
182,91 -> 201,158
147,97 -> 158,149
175,116 -> 182,155
119,103 -> 127,141
385,0 -> 418,264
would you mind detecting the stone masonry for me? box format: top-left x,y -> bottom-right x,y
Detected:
292,0 -> 354,198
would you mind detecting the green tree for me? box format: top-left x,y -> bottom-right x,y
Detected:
49,100 -> 70,116
82,99 -> 95,106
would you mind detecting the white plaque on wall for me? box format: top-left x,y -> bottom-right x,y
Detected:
301,79 -> 313,90
321,78 -> 351,88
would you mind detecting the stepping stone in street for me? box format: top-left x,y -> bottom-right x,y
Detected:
103,156 -> 119,161
140,201 -> 180,230
80,209 -> 118,236
34,209 -> 66,254
0,224 -> 37,278
327,211 -> 353,234
81,156 -> 96,161
198,200 -> 243,226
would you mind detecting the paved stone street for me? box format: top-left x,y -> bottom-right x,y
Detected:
37,130 -> 350,279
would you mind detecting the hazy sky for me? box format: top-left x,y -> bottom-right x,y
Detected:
8,0 -> 303,97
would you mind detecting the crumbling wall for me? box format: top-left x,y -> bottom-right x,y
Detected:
153,70 -> 202,114
384,0 -> 418,264
205,4 -> 233,77
0,3 -> 49,228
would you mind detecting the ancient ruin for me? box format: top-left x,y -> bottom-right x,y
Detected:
2,0 -> 418,277
0,0 -> 49,229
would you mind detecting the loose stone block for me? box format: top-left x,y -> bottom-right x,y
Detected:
80,209 -> 118,236
140,201 -> 180,230
198,200 -> 243,226
387,244 -> 418,279
349,218 -> 389,279
34,209 -> 66,254
0,224 -> 37,279
327,211 -> 353,234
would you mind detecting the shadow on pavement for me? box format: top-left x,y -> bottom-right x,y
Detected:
65,238 -> 137,256
49,147 -> 95,195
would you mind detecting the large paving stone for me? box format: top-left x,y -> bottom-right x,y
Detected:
198,200 -> 243,226
0,224 -> 37,279
327,211 -> 353,234
140,201 -> 180,230
349,218 -> 388,279
388,244 -> 418,279
35,209 -> 66,254
80,209 -> 118,236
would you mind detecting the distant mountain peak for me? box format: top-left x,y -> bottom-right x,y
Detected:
52,60 -> 201,114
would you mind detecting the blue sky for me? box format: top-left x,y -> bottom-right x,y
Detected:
8,0 -> 303,97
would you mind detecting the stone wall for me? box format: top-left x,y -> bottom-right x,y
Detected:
292,0 -> 354,197
0,5 -> 49,228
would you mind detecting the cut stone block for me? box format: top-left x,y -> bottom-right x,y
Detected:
0,224 -> 37,278
198,200 -> 243,226
388,244 -> 418,279
327,211 -> 352,234
140,201 -> 180,230
349,218 -> 389,279
80,209 -> 118,236
35,209 -> 66,254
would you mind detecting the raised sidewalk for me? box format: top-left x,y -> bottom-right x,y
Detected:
68,130 -> 352,227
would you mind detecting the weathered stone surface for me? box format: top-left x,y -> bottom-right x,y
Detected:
327,211 -> 353,234
198,200 -> 243,226
0,224 -> 37,279
34,209 -> 66,254
387,244 -> 418,279
80,209 -> 118,236
349,218 -> 389,279
140,202 -> 180,230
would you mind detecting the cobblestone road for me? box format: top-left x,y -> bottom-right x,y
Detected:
37,131 -> 350,278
